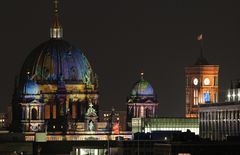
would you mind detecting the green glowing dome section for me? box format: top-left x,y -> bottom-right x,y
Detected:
131,74 -> 154,96
20,39 -> 94,84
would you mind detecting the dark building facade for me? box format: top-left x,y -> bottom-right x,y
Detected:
0,113 -> 8,130
99,110 -> 127,131
2,139 -> 240,155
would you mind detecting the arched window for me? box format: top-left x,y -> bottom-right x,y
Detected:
31,108 -> 38,120
194,89 -> 199,105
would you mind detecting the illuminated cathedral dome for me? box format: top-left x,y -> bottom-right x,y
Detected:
20,39 -> 93,83
131,73 -> 154,96
23,79 -> 39,95
12,0 -> 100,133
19,1 -> 95,85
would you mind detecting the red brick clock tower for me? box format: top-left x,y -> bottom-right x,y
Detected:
185,35 -> 219,118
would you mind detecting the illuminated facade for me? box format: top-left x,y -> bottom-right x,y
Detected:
199,80 -> 240,141
199,102 -> 240,141
11,1 -> 99,133
226,79 -> 240,102
132,117 -> 199,135
126,73 -> 158,128
185,52 -> 219,118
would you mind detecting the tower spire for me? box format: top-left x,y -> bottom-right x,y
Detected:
195,34 -> 209,65
50,0 -> 63,39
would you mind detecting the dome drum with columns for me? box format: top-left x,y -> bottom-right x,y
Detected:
11,0 -> 99,133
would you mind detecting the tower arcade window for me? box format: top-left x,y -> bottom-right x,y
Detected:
194,89 -> 198,105
204,91 -> 210,103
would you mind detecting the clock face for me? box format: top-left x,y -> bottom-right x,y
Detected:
193,78 -> 198,86
204,78 -> 210,85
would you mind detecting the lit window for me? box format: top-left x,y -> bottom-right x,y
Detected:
232,92 -> 236,101
204,91 -> 210,103
194,89 -> 198,105
164,137 -> 168,141
238,92 -> 240,101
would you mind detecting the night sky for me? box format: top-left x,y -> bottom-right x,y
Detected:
0,0 -> 240,116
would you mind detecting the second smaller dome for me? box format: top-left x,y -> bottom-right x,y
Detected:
131,73 -> 154,96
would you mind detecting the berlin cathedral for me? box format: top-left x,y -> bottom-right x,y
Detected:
11,0 -> 99,133
11,0 -> 158,136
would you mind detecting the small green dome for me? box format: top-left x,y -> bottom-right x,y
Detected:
131,73 -> 154,96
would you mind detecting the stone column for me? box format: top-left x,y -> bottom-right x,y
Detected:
140,106 -> 145,117
237,110 -> 240,136
50,99 -> 53,121
210,111 -> 213,140
134,105 -> 136,117
153,105 -> 156,117
220,110 -> 223,140
137,106 -> 140,117
38,106 -> 41,120
22,106 -> 25,120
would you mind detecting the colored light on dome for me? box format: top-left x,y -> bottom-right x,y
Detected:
23,80 -> 39,95
20,39 -> 94,83
131,80 -> 154,96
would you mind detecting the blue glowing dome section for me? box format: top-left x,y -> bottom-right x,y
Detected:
131,79 -> 154,96
23,79 -> 39,95
20,39 -> 93,83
